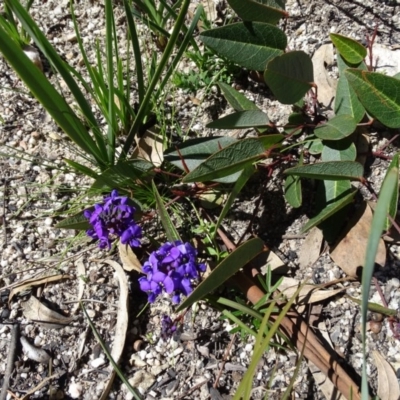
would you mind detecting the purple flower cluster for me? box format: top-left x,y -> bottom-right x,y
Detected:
84,190 -> 142,249
139,241 -> 205,304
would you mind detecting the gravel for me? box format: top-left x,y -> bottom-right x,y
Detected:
1,0 -> 400,399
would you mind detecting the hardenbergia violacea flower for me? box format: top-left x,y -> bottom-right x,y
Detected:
84,189 -> 142,249
139,241 -> 205,304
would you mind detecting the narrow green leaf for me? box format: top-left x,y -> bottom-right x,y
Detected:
207,110 -> 269,129
214,166 -> 255,236
227,0 -> 287,25
314,115 -> 357,140
218,82 -> 259,111
182,138 -> 267,183
0,25 -> 105,166
81,304 -> 142,400
152,181 -> 181,242
284,161 -> 363,181
55,213 -> 90,230
264,51 -> 314,104
176,238 -> 265,311
164,137 -> 240,183
330,33 -> 367,64
301,189 -> 357,233
345,69 -> 400,128
91,160 -> 154,191
362,167 -> 398,396
200,22 -> 287,71
5,0 -> 109,163
64,159 -> 99,179
380,153 -> 399,230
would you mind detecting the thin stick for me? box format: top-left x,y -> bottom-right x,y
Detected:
0,324 -> 19,400
213,333 -> 236,389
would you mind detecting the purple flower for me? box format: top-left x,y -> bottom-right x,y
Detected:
84,190 -> 142,249
139,241 -> 205,304
161,315 -> 177,340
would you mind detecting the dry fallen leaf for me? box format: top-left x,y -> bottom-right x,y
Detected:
330,202 -> 386,277
373,350 -> 400,400
118,241 -> 142,273
9,274 -> 72,306
132,127 -> 164,167
98,260 -> 129,400
298,227 -> 324,269
71,258 -> 86,315
279,277 -> 343,306
252,249 -> 288,275
21,296 -> 73,328
312,44 -> 337,108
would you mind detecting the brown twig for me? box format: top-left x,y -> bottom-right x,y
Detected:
213,333 -> 236,389
0,324 -> 19,400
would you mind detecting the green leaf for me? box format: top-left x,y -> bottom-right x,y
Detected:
264,51 -> 314,104
285,153 -> 303,208
176,238 -> 265,311
334,54 -> 366,123
91,160 -> 154,191
55,213 -> 90,230
227,0 -> 287,25
345,69 -> 400,128
284,161 -> 363,180
218,82 -> 259,111
285,173 -> 302,208
0,23 -> 106,167
330,33 -> 367,64
306,138 -> 323,155
152,181 -> 181,242
283,113 -> 306,135
214,166 -> 255,236
362,167 -> 398,394
321,139 -> 356,161
207,110 -> 269,129
64,159 -> 99,179
314,115 -> 357,140
164,136 -> 240,183
182,136 -> 282,183
301,189 -> 357,233
380,153 -> 399,230
200,22 -> 287,71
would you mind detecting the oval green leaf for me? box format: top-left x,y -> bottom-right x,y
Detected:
284,161 -> 363,180
321,139 -> 356,161
182,138 -> 267,183
330,33 -> 367,64
345,69 -> 400,128
227,0 -> 287,25
176,238 -> 265,311
314,114 -> 357,140
264,51 -> 314,104
200,22 -> 287,71
207,110 -> 269,129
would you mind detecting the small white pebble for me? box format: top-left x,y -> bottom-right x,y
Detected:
44,217 -> 53,226
20,372 -> 28,379
391,278 -> 400,288
90,357 -> 106,368
245,344 -> 253,352
68,382 -> 83,399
